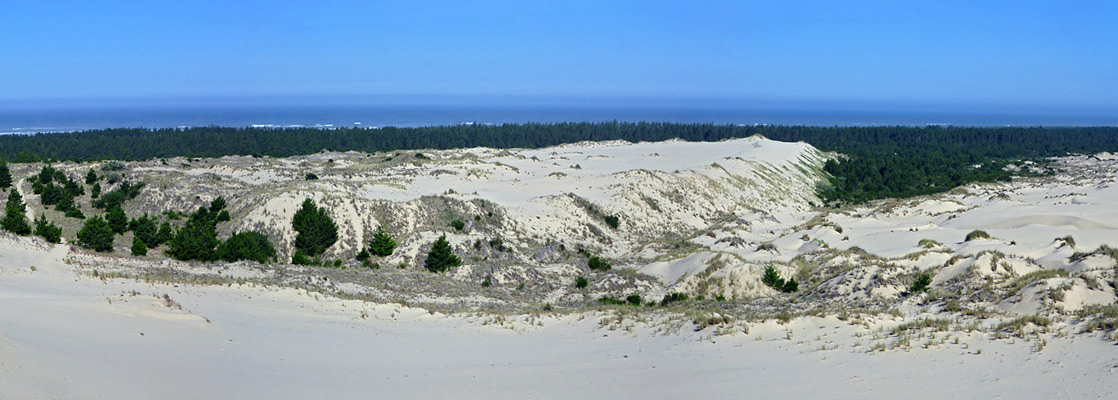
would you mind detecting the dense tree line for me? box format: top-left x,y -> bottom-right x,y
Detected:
2,123 -> 1118,202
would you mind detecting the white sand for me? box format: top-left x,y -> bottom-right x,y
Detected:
1,235 -> 1115,399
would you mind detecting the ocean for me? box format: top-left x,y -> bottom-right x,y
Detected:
1,104 -> 1114,134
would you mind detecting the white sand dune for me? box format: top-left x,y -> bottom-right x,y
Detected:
1,236 -> 1114,399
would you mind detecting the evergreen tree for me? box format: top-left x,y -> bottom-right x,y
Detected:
216,231 -> 276,263
762,265 -> 785,290
166,219 -> 219,261
424,235 -> 460,272
155,221 -> 173,246
368,226 -> 396,257
33,215 -> 62,243
85,168 -> 98,184
0,161 -> 10,189
292,198 -> 337,257
91,182 -> 101,199
130,214 -> 158,247
782,278 -> 799,293
1,189 -> 31,235
77,215 -> 114,252
106,206 -> 128,234
131,236 -> 147,256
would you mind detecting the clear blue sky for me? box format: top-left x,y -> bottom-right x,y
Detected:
2,1 -> 1116,110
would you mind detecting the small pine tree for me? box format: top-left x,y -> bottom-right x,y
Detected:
450,219 -> 465,231
91,182 -> 101,199
355,249 -> 371,261
762,264 -> 786,290
292,198 -> 338,258
106,206 -> 128,234
1,189 -> 31,235
155,221 -> 173,246
85,168 -> 98,184
368,226 -> 396,257
77,215 -> 114,252
587,256 -> 611,271
910,273 -> 932,294
782,277 -> 799,293
575,276 -> 588,289
131,236 -> 148,256
166,219 -> 219,261
33,215 -> 62,243
424,235 -> 460,272
216,231 -> 276,263
0,161 -> 11,189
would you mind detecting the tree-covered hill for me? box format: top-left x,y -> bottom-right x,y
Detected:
2,123 -> 1117,203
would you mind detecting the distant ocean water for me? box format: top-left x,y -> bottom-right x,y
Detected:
0,104 -> 1114,134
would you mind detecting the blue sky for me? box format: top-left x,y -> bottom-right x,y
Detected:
2,1 -> 1116,110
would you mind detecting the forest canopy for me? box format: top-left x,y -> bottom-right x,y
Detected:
2,123 -> 1117,202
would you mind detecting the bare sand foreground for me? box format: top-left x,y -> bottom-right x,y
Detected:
0,235 -> 1114,399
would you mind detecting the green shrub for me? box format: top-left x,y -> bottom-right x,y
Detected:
575,276 -> 588,289
167,219 -> 220,261
450,219 -> 465,231
33,215 -> 62,243
369,226 -> 396,257
131,236 -> 148,256
85,168 -> 98,184
598,296 -> 626,305
305,172 -> 318,180
424,235 -> 460,272
1,189 -> 31,235
762,265 -> 785,289
965,230 -> 991,241
587,256 -> 611,271
65,207 -> 86,219
217,231 -> 276,264
910,273 -> 932,294
481,277 -> 492,288
355,249 -> 370,261
292,198 -> 338,257
782,278 -> 799,293
659,292 -> 689,306
626,294 -> 642,306
291,250 -> 312,265
603,215 -> 620,229
106,206 -> 128,234
77,216 -> 114,252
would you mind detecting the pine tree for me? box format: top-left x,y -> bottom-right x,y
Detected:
85,168 -> 98,184
216,231 -> 276,263
130,214 -> 157,247
77,215 -> 114,252
369,226 -> 396,257
0,161 -> 11,189
2,189 -> 31,235
155,221 -> 173,246
106,206 -> 128,234
131,236 -> 148,256
166,219 -> 219,261
33,215 -> 62,243
424,235 -> 460,272
91,182 -> 101,199
292,198 -> 337,258
762,264 -> 785,290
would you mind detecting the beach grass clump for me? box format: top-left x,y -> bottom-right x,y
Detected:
965,230 -> 992,242
1008,269 -> 1068,294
